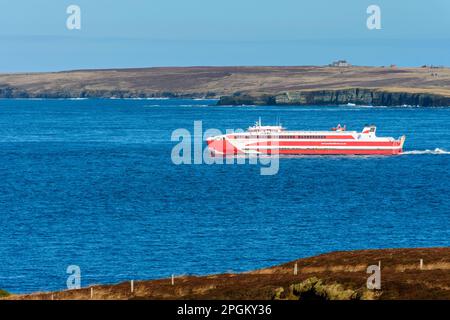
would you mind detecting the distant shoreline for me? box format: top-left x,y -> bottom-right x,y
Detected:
0,95 -> 448,107
1,66 -> 450,107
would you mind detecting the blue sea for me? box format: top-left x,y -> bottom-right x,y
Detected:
0,98 -> 449,294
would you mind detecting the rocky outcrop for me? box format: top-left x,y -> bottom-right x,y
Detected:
0,85 -> 215,99
217,93 -> 276,105
218,88 -> 450,107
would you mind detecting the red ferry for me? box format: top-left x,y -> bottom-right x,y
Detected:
206,120 -> 406,156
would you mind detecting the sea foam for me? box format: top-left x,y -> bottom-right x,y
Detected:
402,148 -> 450,155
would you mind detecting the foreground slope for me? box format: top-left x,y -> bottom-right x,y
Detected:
5,247 -> 450,300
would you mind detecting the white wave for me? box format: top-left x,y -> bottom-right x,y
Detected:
179,104 -> 209,107
402,148 -> 450,155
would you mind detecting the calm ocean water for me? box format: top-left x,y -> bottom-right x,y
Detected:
0,99 -> 449,293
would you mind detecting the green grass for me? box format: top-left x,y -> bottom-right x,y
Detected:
0,289 -> 10,298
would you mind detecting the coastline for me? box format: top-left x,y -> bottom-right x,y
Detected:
4,247 -> 450,300
1,66 -> 450,107
217,88 -> 450,107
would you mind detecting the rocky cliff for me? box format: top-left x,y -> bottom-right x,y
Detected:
218,88 -> 450,107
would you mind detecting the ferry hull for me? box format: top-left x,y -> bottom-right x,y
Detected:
263,148 -> 403,155
207,141 -> 403,156
206,138 -> 242,155
207,137 -> 405,156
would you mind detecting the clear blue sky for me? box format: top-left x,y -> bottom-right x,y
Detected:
0,0 -> 449,72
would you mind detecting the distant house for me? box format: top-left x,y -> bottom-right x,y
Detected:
421,65 -> 443,69
329,60 -> 351,67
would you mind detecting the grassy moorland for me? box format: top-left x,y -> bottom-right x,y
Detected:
1,66 -> 450,106
4,247 -> 450,300
0,289 -> 10,298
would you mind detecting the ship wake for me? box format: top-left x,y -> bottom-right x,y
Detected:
402,148 -> 450,155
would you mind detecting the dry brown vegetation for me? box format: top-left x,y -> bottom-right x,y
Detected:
5,247 -> 450,300
1,66 -> 450,98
